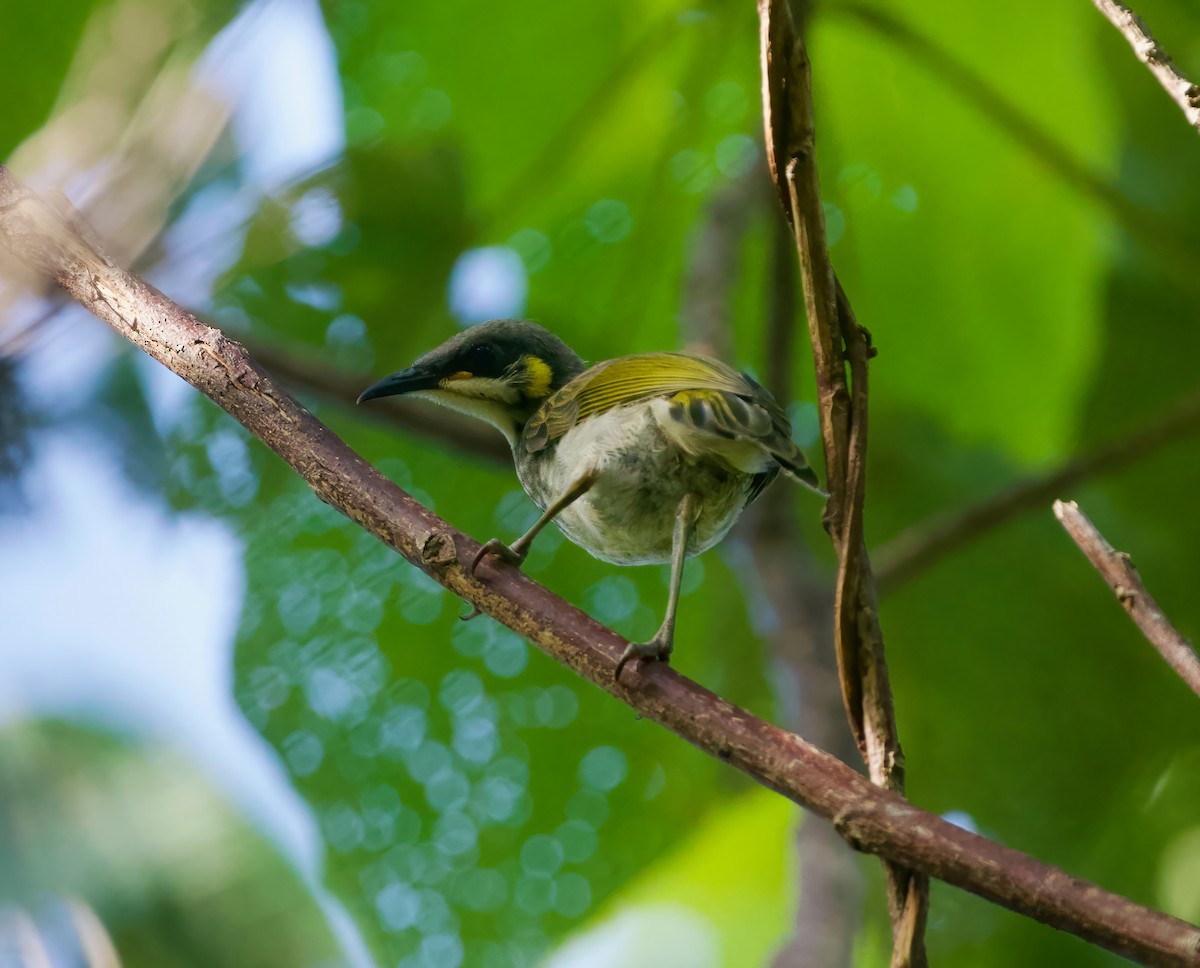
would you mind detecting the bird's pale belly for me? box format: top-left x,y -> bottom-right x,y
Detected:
518,406 -> 756,565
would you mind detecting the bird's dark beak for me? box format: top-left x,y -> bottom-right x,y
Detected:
357,366 -> 441,404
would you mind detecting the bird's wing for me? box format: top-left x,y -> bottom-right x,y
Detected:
523,353 -> 823,494
524,354 -> 743,448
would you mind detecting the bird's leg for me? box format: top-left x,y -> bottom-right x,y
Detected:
616,493 -> 699,682
471,468 -> 599,575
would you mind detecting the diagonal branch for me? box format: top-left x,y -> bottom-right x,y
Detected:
1090,0 -> 1200,134
758,3 -> 928,963
874,389 -> 1200,593
3,164 -> 1200,968
1054,500 -> 1200,699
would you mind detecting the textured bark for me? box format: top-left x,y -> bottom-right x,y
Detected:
1055,500 -> 1200,699
1091,0 -> 1200,134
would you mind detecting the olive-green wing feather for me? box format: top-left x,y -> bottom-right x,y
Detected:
663,380 -> 823,496
524,354 -> 741,446
523,353 -> 823,495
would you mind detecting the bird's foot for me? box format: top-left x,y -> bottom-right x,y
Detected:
615,632 -> 674,682
470,538 -> 528,576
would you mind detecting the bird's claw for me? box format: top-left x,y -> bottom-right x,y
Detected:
614,635 -> 673,682
470,538 -> 527,576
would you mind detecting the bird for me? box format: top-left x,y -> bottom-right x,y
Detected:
358,319 -> 824,679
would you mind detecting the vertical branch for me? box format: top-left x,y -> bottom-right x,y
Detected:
757,2 -> 929,964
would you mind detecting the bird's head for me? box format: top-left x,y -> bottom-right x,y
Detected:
357,319 -> 586,446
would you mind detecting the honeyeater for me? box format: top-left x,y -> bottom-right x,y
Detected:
358,319 -> 823,679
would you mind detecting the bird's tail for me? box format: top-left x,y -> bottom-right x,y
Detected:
776,453 -> 828,496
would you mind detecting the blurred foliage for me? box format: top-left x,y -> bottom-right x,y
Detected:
0,721 -> 344,967
3,0 -> 1200,966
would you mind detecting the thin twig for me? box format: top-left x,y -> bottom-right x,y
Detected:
875,389 -> 1200,593
758,3 -> 928,963
3,162 -> 1199,968
837,4 -> 1200,299
1054,500 -> 1200,700
1090,0 -> 1200,134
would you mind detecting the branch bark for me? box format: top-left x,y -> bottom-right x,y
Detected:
4,166 -> 1200,968
1090,0 -> 1200,134
758,3 -> 928,962
875,389 -> 1200,592
1054,500 -> 1200,700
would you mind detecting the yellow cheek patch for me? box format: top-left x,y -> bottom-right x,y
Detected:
523,356 -> 553,398
446,370 -> 473,382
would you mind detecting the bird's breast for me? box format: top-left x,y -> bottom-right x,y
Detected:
517,404 -> 756,565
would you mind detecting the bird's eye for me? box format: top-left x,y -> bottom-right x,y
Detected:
463,342 -> 498,373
